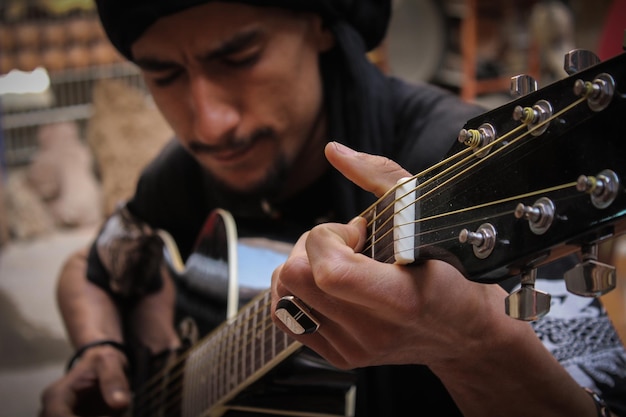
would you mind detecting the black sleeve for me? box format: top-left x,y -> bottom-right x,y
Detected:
388,78 -> 485,174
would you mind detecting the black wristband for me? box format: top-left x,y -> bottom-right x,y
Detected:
66,340 -> 127,372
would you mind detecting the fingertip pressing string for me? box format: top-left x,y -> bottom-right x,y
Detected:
66,340 -> 127,372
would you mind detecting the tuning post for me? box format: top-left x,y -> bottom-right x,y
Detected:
564,49 -> 600,75
510,74 -> 538,98
514,197 -> 555,235
565,243 -> 616,297
573,73 -> 615,112
457,123 -> 496,158
512,99 -> 553,136
576,169 -> 619,209
459,223 -> 496,259
505,268 -> 551,321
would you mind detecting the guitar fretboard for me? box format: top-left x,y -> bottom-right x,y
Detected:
181,289 -> 302,416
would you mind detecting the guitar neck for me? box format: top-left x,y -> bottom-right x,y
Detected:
132,289 -> 302,416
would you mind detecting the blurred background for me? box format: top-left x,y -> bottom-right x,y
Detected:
0,0 -> 625,416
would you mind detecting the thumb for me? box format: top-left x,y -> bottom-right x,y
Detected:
324,141 -> 412,197
96,350 -> 132,410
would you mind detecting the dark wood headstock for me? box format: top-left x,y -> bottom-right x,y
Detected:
362,51 -> 626,318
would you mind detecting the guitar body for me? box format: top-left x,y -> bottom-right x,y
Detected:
130,209 -> 357,417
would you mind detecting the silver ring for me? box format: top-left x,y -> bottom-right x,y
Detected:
275,295 -> 320,335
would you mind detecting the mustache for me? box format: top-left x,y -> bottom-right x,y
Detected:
188,127 -> 275,154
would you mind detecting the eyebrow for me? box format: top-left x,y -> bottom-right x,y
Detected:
134,28 -> 263,72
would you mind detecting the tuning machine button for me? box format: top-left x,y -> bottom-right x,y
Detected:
459,223 -> 496,259
576,169 -> 619,209
564,49 -> 600,75
458,123 -> 496,158
565,243 -> 616,297
505,269 -> 551,321
573,73 -> 616,112
514,197 -> 555,235
510,74 -> 538,98
512,99 -> 553,136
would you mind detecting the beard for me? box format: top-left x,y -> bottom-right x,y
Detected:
206,152 -> 291,213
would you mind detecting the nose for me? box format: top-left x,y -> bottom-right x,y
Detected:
189,76 -> 240,144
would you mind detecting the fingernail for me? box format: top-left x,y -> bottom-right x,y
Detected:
111,389 -> 129,404
348,216 -> 366,226
332,141 -> 357,155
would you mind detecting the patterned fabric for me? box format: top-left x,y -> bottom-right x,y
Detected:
531,279 -> 626,415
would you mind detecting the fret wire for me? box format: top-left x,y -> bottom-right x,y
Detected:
251,296 -> 259,379
242,303 -> 249,383
158,291 -> 287,414
264,296 -> 276,364
227,313 -> 236,393
218,326 -> 224,400
127,273 -> 291,414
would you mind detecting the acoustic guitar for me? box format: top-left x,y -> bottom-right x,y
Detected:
127,50 -> 626,416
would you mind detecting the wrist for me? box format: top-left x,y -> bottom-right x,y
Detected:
66,340 -> 127,372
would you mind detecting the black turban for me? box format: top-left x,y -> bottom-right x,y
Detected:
95,0 -> 392,61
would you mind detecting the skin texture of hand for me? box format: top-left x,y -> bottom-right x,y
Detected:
271,141 -> 599,417
39,345 -> 130,417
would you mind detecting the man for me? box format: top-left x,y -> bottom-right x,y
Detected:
40,1 -> 626,416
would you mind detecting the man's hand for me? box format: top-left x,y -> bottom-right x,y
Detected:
270,142 -> 507,369
39,345 -> 130,417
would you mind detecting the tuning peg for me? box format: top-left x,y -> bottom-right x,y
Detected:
510,74 -> 538,98
458,223 -> 497,259
457,123 -> 496,158
514,197 -> 555,235
572,73 -> 616,112
576,169 -> 619,209
505,269 -> 551,321
564,49 -> 600,75
564,243 -> 616,297
512,99 -> 553,136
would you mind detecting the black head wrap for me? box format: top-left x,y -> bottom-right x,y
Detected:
95,0 -> 391,60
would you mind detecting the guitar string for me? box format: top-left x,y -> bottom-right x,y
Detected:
361,96 -> 587,257
132,96 -> 590,413
137,300 -> 297,416
382,190 -> 583,265
363,95 -> 586,254
131,296 -> 275,412
361,121 -> 531,253
132,291 -> 295,414
366,93 -> 587,237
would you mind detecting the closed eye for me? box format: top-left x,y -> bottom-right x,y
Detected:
222,49 -> 261,68
152,69 -> 184,87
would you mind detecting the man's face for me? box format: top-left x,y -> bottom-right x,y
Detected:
131,3 -> 333,195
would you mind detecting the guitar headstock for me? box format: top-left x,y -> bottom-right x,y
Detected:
363,49 -> 626,320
